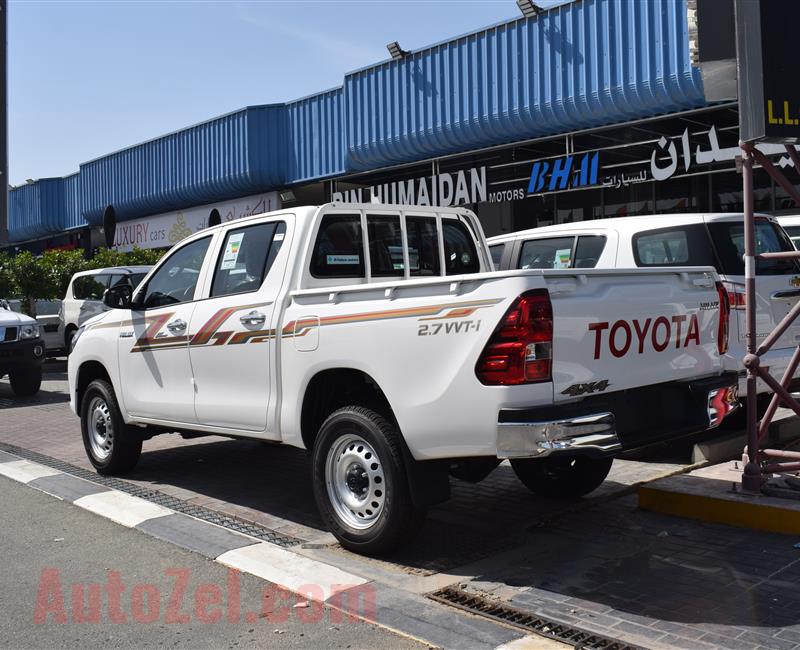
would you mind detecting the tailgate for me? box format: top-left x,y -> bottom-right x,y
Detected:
546,268 -> 723,401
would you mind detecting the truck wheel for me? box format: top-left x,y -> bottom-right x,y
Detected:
80,379 -> 141,475
9,366 -> 42,397
312,406 -> 425,555
511,456 -> 613,498
65,326 -> 77,354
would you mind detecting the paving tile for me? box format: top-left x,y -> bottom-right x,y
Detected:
136,513 -> 257,559
28,472 -> 109,502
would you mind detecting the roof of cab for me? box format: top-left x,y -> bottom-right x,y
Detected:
488,213 -> 765,244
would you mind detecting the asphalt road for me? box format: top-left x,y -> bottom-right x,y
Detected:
0,475 -> 423,649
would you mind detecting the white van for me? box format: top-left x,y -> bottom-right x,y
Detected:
61,266 -> 151,350
489,213 -> 800,396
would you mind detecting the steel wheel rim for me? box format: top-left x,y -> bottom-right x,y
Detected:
325,433 -> 386,530
88,396 -> 114,461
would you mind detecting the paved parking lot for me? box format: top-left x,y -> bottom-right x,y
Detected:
4,363 -> 800,649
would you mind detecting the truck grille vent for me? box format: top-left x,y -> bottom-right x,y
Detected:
428,587 -> 640,650
3,327 -> 17,342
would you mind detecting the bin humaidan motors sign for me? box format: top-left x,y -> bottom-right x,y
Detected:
112,192 -> 279,252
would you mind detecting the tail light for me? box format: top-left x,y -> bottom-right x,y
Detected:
476,290 -> 553,385
716,281 -> 730,355
721,281 -> 746,310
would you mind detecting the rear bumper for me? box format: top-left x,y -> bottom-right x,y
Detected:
0,338 -> 46,374
496,372 -> 739,459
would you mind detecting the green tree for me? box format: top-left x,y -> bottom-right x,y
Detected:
124,246 -> 166,266
9,251 -> 50,316
0,252 -> 15,300
40,249 -> 88,299
87,247 -> 126,270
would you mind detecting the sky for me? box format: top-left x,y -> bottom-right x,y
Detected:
7,0 -> 563,186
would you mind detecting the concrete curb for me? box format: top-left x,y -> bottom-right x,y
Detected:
0,449 -> 528,649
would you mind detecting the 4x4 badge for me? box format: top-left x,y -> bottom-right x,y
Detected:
561,379 -> 611,397
791,276 -> 800,288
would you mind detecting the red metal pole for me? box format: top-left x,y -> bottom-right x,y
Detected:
756,367 -> 800,418
785,144 -> 800,175
758,346 -> 800,439
742,144 -> 763,492
756,299 -> 800,356
751,147 -> 800,207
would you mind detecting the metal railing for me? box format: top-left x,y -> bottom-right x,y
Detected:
741,142 -> 800,491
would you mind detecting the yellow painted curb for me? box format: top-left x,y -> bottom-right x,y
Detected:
639,486 -> 800,536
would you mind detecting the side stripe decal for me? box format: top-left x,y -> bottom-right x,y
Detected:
127,298 -> 503,353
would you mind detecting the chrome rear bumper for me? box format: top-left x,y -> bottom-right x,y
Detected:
496,412 -> 620,459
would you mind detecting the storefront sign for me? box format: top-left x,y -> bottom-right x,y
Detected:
332,167 -> 487,206
113,192 -> 279,252
527,152 -> 600,193
736,0 -> 800,142
645,124 -> 797,183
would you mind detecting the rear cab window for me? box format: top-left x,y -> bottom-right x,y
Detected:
518,236 -> 606,269
442,219 -> 480,275
309,211 -> 484,283
708,219 -> 800,275
310,215 -> 365,278
489,244 -> 504,270
633,225 -> 715,268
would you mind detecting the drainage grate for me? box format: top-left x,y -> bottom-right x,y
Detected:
428,587 -> 640,650
0,442 -> 301,548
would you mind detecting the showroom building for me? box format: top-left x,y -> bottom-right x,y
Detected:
6,0 -> 784,254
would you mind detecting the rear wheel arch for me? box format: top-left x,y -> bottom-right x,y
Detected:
300,368 -> 450,511
300,368 -> 395,451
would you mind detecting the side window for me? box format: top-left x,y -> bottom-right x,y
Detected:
310,215 -> 364,278
407,217 -> 440,276
141,237 -> 211,309
573,236 -> 607,268
367,215 -> 403,277
635,230 -> 689,265
211,222 -> 286,298
519,237 -> 575,270
442,219 -> 480,275
489,244 -> 505,270
73,274 -> 109,300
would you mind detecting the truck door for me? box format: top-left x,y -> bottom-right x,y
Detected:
117,236 -> 213,423
188,219 -> 290,433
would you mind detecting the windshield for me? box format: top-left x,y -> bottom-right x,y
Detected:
708,220 -> 800,275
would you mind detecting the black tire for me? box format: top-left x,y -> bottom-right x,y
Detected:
9,365 -> 42,397
311,406 -> 425,555
80,379 -> 142,475
511,455 -> 613,498
65,326 -> 77,355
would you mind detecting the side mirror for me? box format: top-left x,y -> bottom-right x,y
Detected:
102,284 -> 132,309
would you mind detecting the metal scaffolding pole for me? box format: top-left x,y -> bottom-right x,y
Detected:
740,142 -> 800,491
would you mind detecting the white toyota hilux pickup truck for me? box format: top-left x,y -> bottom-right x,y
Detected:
68,203 -> 738,553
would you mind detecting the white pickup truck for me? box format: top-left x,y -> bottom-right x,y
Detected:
68,204 -> 738,553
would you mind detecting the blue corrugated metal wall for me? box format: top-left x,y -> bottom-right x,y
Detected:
79,106 -> 287,224
8,178 -> 67,241
286,88 -> 345,184
9,0 -> 707,242
343,0 -> 705,170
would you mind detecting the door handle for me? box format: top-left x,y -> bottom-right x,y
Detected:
240,311 -> 266,326
166,318 -> 187,333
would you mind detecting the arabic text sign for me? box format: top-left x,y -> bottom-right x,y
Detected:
737,0 -> 800,143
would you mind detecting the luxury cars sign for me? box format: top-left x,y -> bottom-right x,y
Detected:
112,192 -> 280,252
